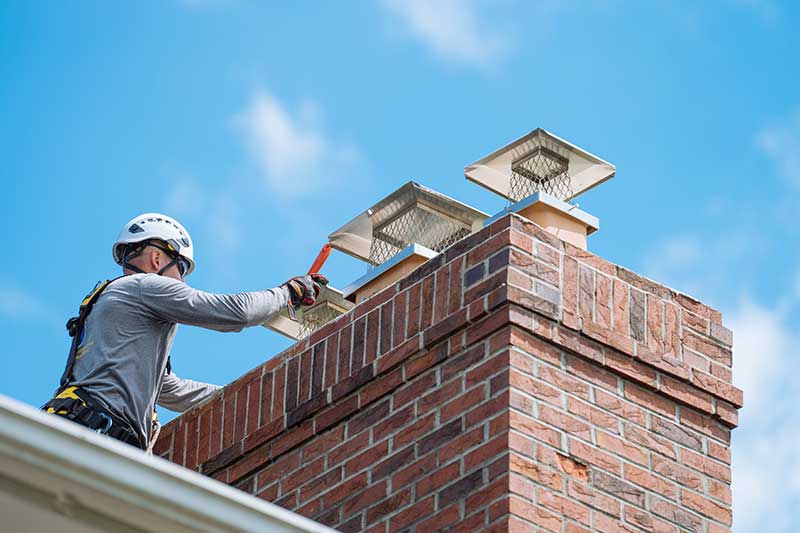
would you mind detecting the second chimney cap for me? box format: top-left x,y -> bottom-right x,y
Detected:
328,181 -> 488,265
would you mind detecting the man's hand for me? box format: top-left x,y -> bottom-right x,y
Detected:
284,273 -> 329,308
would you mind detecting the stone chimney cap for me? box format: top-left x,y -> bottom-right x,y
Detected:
464,128 -> 615,203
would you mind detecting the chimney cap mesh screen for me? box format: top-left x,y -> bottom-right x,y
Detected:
329,181 -> 488,266
298,299 -> 348,338
509,145 -> 573,202
368,205 -> 472,266
464,128 -> 615,203
264,285 -> 353,340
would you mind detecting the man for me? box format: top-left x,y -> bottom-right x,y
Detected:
43,213 -> 326,451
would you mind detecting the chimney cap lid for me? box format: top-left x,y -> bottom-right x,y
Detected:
464,128 -> 615,202
328,181 -> 488,264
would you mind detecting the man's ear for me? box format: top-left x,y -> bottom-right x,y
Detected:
149,248 -> 163,270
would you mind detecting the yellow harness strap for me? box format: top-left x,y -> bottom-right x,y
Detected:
45,386 -> 87,415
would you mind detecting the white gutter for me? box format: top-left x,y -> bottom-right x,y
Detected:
0,394 -> 336,533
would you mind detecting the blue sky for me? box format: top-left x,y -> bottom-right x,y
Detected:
1,1 -> 798,530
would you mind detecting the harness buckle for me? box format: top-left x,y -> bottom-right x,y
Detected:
95,412 -> 113,434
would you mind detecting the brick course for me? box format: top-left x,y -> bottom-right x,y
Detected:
158,213 -> 741,532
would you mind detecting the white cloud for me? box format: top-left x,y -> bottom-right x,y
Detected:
233,90 -> 359,198
756,109 -> 800,187
380,0 -> 510,67
727,300 -> 800,532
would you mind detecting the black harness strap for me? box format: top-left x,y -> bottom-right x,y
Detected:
58,277 -> 122,391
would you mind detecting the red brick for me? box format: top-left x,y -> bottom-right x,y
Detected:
681,489 -> 732,525
650,455 -> 703,491
539,404 -> 592,441
259,371 -> 274,427
509,453 -> 562,491
421,275 -> 435,330
255,460 -> 286,496
392,291 -> 408,348
595,273 -> 612,329
394,369 -> 437,408
299,349 -> 313,404
387,494 -> 434,530
650,496 -> 703,533
509,496 -> 562,532
691,371 -> 743,407
595,430 -> 647,467
375,335 -> 421,373
538,487 -> 591,526
391,452 -> 438,489
594,389 -> 647,426
563,256 -> 580,329
683,332 -> 731,366
624,384 -> 676,418
393,413 -> 436,451
448,255 -> 465,314
511,327 -> 562,366
568,397 -> 618,433
282,456 -> 325,494
440,383 -> 485,422
537,364 -> 590,399
342,480 -> 388,516
567,481 -> 621,518
579,264 -> 595,324
299,465 -> 344,503
467,229 -> 513,267
222,390 -> 235,449
302,425 -> 345,464
416,503 -> 461,532
345,440 -> 390,477
604,350 -> 657,388
365,309 -> 380,365
659,376 -> 713,414
324,334 -> 339,389
406,282 -> 422,338
569,437 -> 623,474
553,325 -> 603,362
680,448 -> 731,483
624,463 -> 677,499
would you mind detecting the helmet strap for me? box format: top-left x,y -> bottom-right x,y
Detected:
122,240 -> 180,277
156,256 -> 181,277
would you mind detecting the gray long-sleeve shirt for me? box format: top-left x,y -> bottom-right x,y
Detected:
70,273 -> 289,446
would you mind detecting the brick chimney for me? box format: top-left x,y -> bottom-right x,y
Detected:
156,211 -> 741,532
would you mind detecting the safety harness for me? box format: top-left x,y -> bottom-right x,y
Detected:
43,278 -> 144,449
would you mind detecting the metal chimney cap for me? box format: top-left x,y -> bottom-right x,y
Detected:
464,128 -> 616,202
328,181 -> 488,265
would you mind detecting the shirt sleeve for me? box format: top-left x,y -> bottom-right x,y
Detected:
137,274 -> 290,332
158,369 -> 221,413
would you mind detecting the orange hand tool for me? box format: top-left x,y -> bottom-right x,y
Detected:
308,243 -> 333,275
288,244 -> 334,322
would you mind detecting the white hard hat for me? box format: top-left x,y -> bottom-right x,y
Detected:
112,213 -> 195,275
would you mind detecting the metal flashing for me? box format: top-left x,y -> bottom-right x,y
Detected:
484,192 -> 599,233
343,243 -> 438,301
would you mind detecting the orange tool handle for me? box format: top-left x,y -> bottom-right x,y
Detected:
308,243 -> 333,275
